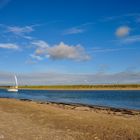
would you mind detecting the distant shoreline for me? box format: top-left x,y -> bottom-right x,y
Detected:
20,84 -> 140,90
18,87 -> 140,91
1,84 -> 140,90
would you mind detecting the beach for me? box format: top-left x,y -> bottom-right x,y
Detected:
0,98 -> 140,140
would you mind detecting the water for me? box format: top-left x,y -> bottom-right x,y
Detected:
0,89 -> 140,110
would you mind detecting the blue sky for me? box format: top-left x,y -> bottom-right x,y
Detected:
0,0 -> 140,85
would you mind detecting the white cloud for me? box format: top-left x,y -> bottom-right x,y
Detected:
32,41 -> 90,61
115,26 -> 130,37
0,43 -> 19,49
32,40 -> 49,48
23,35 -> 33,40
30,54 -> 43,61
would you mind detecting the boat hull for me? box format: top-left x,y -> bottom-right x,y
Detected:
7,88 -> 18,92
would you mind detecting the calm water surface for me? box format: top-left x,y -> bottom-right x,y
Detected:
0,89 -> 140,110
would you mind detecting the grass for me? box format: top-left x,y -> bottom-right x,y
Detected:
0,84 -> 140,90
18,84 -> 140,90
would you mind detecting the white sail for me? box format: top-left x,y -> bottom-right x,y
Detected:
7,75 -> 18,92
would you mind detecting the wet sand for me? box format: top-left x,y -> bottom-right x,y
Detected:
0,98 -> 140,140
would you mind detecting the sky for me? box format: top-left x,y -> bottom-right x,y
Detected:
0,0 -> 140,85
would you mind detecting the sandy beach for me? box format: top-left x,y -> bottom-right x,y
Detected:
0,98 -> 139,140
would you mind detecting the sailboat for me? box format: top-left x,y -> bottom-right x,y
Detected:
7,75 -> 18,92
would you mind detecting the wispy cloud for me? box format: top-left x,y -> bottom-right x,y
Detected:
92,47 -> 133,53
0,24 -> 38,40
32,40 -> 90,61
115,26 -> 131,37
7,25 -> 34,35
101,13 -> 140,22
63,27 -> 85,35
120,35 -> 140,44
0,43 -> 19,50
63,22 -> 94,35
30,54 -> 43,61
111,34 -> 140,46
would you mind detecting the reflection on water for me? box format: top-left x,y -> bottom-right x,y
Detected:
0,89 -> 140,110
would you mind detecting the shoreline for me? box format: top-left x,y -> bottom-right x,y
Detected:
23,98 -> 140,112
1,97 -> 140,115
